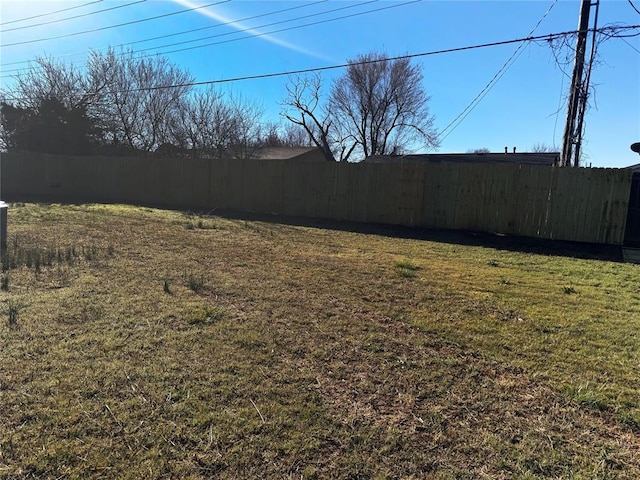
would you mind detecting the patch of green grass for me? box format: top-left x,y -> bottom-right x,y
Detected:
1,236 -> 106,273
4,299 -> 22,330
186,272 -> 206,293
187,305 -> 225,325
0,202 -> 639,478
394,258 -> 420,278
564,382 -> 609,411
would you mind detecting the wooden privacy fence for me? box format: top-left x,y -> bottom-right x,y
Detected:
0,152 -> 633,245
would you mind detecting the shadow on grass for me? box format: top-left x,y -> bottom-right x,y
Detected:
9,199 -> 624,263
205,209 -> 626,263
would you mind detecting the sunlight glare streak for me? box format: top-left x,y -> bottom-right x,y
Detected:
170,0 -> 331,61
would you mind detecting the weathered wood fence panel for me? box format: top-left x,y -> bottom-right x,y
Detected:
0,152 -> 633,245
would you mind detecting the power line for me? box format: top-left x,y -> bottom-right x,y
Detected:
113,0 -> 330,50
0,0 -> 231,48
629,0 -> 640,15
620,36 -> 640,53
136,0 -> 420,59
552,69 -> 566,147
2,25 -> 638,100
0,1 -> 328,69
1,0 -> 147,34
77,26 -> 640,93
0,0 -> 103,26
0,0 -> 410,77
127,0 -> 379,56
128,25 -> 640,92
608,30 -> 640,38
438,0 -> 559,142
0,0 -> 351,70
570,0 -> 600,166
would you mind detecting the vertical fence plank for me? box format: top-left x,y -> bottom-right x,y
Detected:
1,153 -> 634,245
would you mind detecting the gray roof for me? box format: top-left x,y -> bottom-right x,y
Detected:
364,152 -> 560,166
253,147 -> 321,160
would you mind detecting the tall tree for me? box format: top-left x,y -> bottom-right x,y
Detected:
0,97 -> 100,154
225,93 -> 265,159
282,52 -> 439,162
171,87 -> 265,159
86,48 -> 194,153
172,86 -> 232,157
330,52 -> 439,159
280,122 -> 313,147
13,55 -> 88,110
3,56 -> 104,153
0,102 -> 32,151
281,74 -> 337,161
255,121 -> 313,148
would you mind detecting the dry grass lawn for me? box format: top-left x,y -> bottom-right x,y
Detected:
0,203 -> 639,479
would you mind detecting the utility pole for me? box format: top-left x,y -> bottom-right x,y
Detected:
561,0 -> 599,167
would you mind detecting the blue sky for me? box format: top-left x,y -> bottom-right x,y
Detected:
0,0 -> 639,167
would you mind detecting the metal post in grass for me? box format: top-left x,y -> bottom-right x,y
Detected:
0,201 -> 6,251
0,153 -> 6,251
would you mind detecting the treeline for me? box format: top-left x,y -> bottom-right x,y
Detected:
1,49 -> 441,161
0,49 -> 310,157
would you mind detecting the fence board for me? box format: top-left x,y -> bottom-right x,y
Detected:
1,152 -> 633,245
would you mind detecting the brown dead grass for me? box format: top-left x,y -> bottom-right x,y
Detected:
0,203 -> 638,479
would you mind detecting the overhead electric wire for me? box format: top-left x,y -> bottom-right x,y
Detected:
609,30 -> 640,37
628,0 -> 640,15
73,26 -> 640,93
2,25 -> 638,100
620,36 -> 640,53
571,0 -> 601,165
0,0 -> 103,27
1,0 -> 147,33
0,0 -> 231,48
113,0 -> 329,49
0,0 -> 328,69
438,0 -> 559,142
552,69 -> 566,147
0,0 -> 410,77
136,0 -> 419,59
129,0 -> 379,56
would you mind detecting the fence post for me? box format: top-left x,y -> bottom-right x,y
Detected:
0,201 -> 7,251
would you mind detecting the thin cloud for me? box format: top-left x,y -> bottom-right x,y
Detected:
170,0 -> 331,61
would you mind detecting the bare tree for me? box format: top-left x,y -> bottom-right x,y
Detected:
531,142 -> 559,153
330,52 -> 439,160
257,121 -> 284,148
5,50 -> 271,158
252,121 -> 313,148
171,87 -> 265,159
280,122 -> 313,147
281,74 -> 337,161
226,93 -> 265,159
172,86 -> 232,157
86,48 -> 193,153
282,53 -> 438,161
13,56 -> 88,110
4,56 -> 103,154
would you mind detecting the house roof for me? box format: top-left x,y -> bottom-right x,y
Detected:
363,152 -> 560,166
626,163 -> 640,172
253,147 -> 321,160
